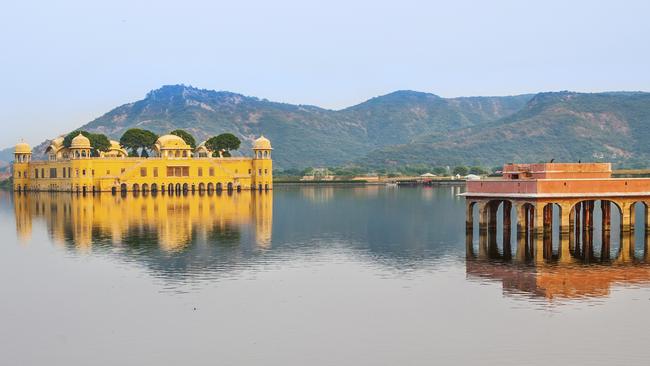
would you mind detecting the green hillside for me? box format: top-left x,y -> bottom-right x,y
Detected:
3,86 -> 650,170
359,92 -> 650,168
2,85 -> 529,168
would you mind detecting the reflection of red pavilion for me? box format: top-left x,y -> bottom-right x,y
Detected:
466,260 -> 650,300
462,163 -> 650,263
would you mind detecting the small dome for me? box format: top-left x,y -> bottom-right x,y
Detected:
155,134 -> 190,149
253,135 -> 272,150
71,133 -> 91,148
15,141 -> 31,153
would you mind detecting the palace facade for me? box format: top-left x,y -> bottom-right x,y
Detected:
12,133 -> 273,193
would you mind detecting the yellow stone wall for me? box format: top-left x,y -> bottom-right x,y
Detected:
13,155 -> 273,192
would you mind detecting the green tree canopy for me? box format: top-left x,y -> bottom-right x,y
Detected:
119,129 -> 158,157
452,166 -> 469,176
205,133 -> 241,157
62,130 -> 111,157
170,129 -> 196,148
469,166 -> 489,175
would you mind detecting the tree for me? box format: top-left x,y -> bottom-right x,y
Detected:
469,166 -> 489,175
62,130 -> 111,157
170,129 -> 196,148
119,129 -> 158,157
205,133 -> 241,157
452,166 -> 469,176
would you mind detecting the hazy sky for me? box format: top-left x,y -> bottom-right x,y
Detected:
1,0 -> 649,147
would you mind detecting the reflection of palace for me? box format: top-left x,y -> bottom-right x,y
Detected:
12,134 -> 273,193
13,191 -> 273,250
466,260 -> 650,300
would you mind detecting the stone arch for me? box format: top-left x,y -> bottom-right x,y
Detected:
120,183 -> 127,193
199,183 -> 205,192
182,183 -> 189,192
168,183 -> 174,194
175,183 -> 181,192
216,183 -> 223,191
227,182 -> 233,191
112,186 -> 117,195
151,183 -> 158,193
207,183 -> 214,192
132,183 -> 140,193
142,183 -> 149,193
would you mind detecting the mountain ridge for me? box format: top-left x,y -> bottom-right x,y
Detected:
2,85 -> 649,170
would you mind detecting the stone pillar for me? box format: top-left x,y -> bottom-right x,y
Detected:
645,202 -> 650,235
487,201 -> 499,258
568,205 -> 575,255
502,201 -> 512,260
543,204 -> 553,260
644,202 -> 650,262
534,202 -> 545,262
478,201 -> 488,259
601,201 -> 611,261
559,203 -> 571,263
621,201 -> 633,233
583,201 -> 594,262
515,203 -> 528,262
574,202 -> 582,258
528,205 -> 536,260
465,200 -> 474,258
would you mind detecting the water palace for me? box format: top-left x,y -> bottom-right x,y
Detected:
12,133 -> 273,193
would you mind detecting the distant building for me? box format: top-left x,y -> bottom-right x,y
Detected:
12,134 -> 273,193
301,167 -> 335,181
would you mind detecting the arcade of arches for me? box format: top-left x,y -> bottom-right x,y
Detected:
465,198 -> 650,263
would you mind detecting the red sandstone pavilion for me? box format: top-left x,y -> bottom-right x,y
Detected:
462,162 -> 650,263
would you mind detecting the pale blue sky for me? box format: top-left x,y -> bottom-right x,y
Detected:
1,0 -> 649,147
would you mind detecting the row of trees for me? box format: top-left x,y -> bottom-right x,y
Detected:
62,128 -> 242,158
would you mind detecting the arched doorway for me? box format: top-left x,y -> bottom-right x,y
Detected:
120,183 -> 127,193
216,183 -> 223,191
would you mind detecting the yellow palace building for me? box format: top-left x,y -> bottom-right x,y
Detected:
12,133 -> 273,193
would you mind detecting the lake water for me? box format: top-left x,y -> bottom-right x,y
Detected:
2,186 -> 650,365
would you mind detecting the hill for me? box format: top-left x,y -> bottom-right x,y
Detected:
3,86 -> 650,170
1,85 -> 530,168
359,91 -> 650,168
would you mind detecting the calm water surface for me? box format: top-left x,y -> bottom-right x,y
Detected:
2,186 -> 650,365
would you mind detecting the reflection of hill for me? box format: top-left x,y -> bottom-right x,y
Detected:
273,186 -> 466,266
466,260 -> 650,300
